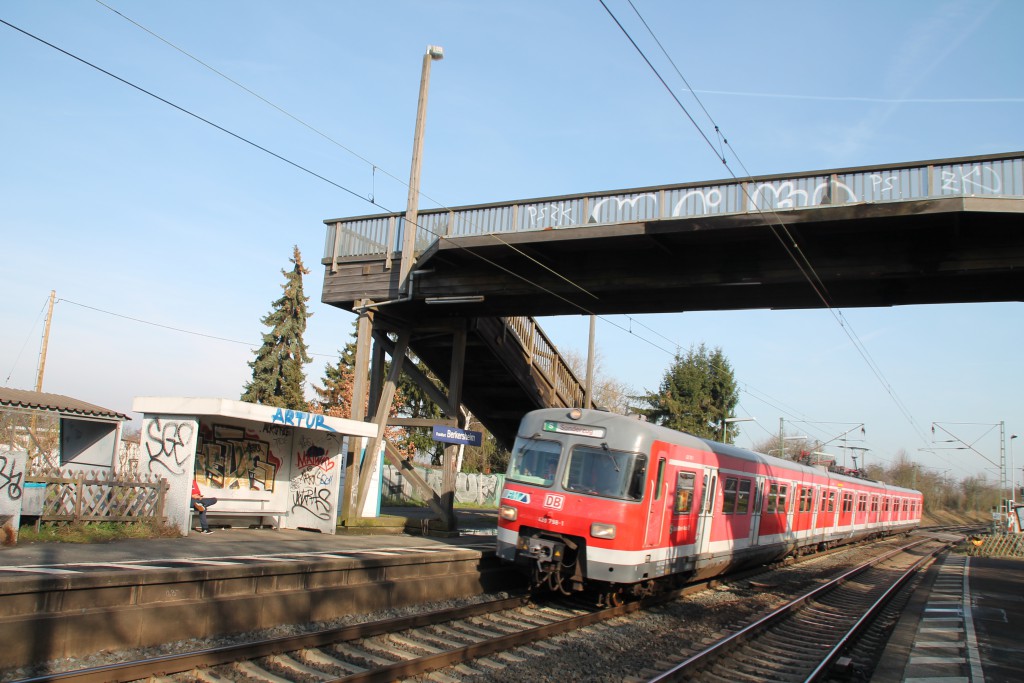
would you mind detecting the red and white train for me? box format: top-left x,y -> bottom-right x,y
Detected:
497,408 -> 922,602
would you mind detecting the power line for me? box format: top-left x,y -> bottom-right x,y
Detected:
3,295 -> 49,385
6,13 -> 888,451
601,0 -> 930,449
57,298 -> 341,361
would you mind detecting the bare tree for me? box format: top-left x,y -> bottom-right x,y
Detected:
559,347 -> 634,414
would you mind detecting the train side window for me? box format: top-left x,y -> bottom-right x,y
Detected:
722,477 -> 738,514
674,471 -> 696,514
828,491 -> 836,512
858,495 -> 867,512
766,482 -> 787,513
843,492 -> 853,512
871,496 -> 879,512
736,480 -> 751,514
820,489 -> 829,512
884,497 -> 890,512
653,459 -> 665,500
703,475 -> 717,514
799,487 -> 813,512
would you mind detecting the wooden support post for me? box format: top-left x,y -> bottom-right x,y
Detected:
382,441 -> 447,521
355,330 -> 410,515
440,326 -> 467,530
341,301 -> 373,525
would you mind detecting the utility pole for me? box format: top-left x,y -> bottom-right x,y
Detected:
399,45 -> 444,291
584,315 -> 596,408
35,290 -> 56,392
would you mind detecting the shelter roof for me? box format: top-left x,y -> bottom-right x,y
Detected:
0,387 -> 129,421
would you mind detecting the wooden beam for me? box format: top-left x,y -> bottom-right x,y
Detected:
356,330 -> 410,515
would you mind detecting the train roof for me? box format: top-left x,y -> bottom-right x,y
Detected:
520,408 -> 920,496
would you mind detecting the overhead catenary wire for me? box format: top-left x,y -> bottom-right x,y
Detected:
84,2 -> 839,427
3,11 -> 929,462
601,0 -> 931,449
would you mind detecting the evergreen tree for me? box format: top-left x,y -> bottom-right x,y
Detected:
312,335 -> 357,418
241,245 -> 312,409
637,343 -> 739,441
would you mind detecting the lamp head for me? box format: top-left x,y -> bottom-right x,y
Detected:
427,45 -> 444,60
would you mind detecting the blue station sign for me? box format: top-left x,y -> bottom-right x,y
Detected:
431,425 -> 483,447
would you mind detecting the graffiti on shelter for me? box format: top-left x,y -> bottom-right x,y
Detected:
0,455 -> 23,501
143,418 -> 195,475
195,423 -> 281,492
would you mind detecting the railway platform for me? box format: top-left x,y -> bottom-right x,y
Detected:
875,552 -> 1024,683
0,507 -> 515,672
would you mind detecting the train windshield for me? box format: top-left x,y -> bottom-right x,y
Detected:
564,444 -> 647,501
506,437 -> 562,487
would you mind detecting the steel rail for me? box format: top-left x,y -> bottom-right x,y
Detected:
646,537 -> 948,683
13,595 -> 530,683
15,532 -> 944,683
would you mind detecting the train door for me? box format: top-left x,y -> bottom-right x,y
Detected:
748,476 -> 764,546
810,485 -> 821,534
668,469 -> 699,547
696,468 -> 718,555
785,479 -> 798,536
644,456 -> 668,548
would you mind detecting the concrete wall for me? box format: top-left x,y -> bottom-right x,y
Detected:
0,449 -> 27,546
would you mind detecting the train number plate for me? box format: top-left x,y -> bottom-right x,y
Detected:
543,494 -> 565,510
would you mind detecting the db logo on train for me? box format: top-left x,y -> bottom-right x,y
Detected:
543,494 -> 565,510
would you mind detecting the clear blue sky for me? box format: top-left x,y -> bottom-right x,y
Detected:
2,1 -> 1021,483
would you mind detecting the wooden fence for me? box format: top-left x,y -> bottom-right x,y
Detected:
28,469 -> 168,525
964,533 -> 1024,558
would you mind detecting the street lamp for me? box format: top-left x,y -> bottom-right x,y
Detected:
400,44 -> 445,290
722,416 -> 756,442
1012,434 -> 1018,498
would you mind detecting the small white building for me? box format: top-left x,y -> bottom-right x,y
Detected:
132,397 -> 379,535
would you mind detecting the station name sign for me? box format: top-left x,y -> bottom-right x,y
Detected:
432,425 -> 483,447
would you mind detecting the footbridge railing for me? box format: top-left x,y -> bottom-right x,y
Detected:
324,151 -> 1024,263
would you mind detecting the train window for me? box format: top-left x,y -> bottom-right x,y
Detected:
827,491 -> 836,512
820,489 -> 829,512
674,472 -> 696,514
506,436 -> 562,487
765,483 -> 788,513
857,495 -> 867,512
654,459 -> 665,500
871,496 -> 879,512
722,478 -> 738,513
736,480 -> 751,514
884,497 -> 890,512
563,444 -> 647,501
799,487 -> 813,512
902,499 -> 908,512
842,492 -> 853,512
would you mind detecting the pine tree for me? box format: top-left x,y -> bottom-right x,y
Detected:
637,343 -> 739,441
241,245 -> 312,409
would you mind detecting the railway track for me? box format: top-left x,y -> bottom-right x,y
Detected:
642,536 -> 952,683
10,532 -> 958,683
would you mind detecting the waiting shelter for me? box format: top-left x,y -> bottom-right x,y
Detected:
132,397 -> 379,535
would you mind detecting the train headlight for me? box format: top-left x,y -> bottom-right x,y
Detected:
499,505 -> 518,521
590,522 -> 616,539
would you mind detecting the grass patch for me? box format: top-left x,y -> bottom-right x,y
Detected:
19,520 -> 181,544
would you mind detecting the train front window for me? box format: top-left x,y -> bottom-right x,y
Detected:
507,437 -> 562,486
564,444 -> 646,501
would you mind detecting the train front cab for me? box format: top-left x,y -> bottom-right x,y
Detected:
496,410 -> 657,594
